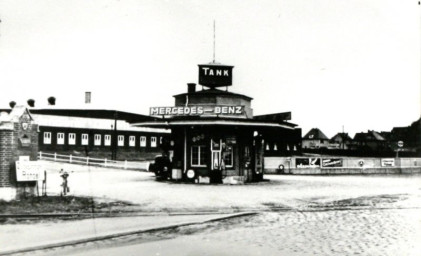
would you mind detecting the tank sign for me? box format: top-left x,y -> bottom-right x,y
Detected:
198,64 -> 233,87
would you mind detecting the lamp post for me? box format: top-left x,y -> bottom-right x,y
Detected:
110,124 -> 114,160
111,111 -> 118,160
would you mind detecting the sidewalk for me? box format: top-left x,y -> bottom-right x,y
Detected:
0,212 -> 254,255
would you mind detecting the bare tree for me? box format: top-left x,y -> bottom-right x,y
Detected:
9,101 -> 16,108
27,99 -> 35,107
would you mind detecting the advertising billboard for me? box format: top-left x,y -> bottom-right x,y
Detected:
321,158 -> 343,168
198,64 -> 233,87
296,158 -> 320,168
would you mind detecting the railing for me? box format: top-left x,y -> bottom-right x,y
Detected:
38,152 -> 150,171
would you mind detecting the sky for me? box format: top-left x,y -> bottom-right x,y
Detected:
0,0 -> 420,137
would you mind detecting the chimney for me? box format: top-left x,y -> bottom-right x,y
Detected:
85,92 -> 91,104
187,83 -> 196,93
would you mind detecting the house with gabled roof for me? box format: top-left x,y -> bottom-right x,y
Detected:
329,132 -> 353,150
387,118 -> 421,152
353,130 -> 387,152
302,128 -> 329,149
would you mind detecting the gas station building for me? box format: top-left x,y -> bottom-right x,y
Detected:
133,63 -> 301,184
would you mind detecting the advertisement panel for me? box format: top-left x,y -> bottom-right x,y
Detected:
16,161 -> 41,182
296,158 -> 320,168
322,158 -> 343,168
381,158 -> 395,167
198,64 -> 233,87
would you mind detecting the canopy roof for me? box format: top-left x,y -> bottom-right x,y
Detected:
131,116 -> 297,130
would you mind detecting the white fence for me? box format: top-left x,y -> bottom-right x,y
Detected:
38,152 -> 150,171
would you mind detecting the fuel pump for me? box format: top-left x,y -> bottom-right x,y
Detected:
210,138 -> 226,183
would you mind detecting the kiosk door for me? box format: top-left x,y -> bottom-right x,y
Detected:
242,145 -> 252,178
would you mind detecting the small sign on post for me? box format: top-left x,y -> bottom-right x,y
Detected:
381,159 -> 395,167
19,156 -> 30,161
16,161 -> 41,182
396,141 -> 404,158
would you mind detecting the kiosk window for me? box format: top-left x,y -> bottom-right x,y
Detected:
191,145 -> 207,167
69,133 -> 76,145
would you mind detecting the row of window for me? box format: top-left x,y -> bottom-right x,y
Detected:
43,132 -> 161,147
190,145 -> 234,168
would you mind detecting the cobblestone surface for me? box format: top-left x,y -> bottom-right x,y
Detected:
48,208 -> 421,256
4,162 -> 421,255
189,209 -> 421,256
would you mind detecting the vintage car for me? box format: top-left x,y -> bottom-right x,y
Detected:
148,155 -> 172,179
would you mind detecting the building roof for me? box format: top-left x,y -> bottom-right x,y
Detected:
0,105 -> 33,122
0,107 -> 168,133
131,117 -> 296,130
0,108 -> 156,123
330,132 -> 352,142
303,128 -> 329,140
173,88 -> 253,101
353,130 -> 385,141
379,131 -> 392,140
32,114 -> 169,133
253,112 -> 292,121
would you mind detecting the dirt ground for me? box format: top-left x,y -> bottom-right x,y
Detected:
37,161 -> 421,212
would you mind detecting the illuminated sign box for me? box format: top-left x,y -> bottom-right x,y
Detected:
198,64 -> 233,87
150,105 -> 244,116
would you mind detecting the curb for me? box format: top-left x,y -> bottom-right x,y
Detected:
0,210 -> 253,220
0,212 -> 257,255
